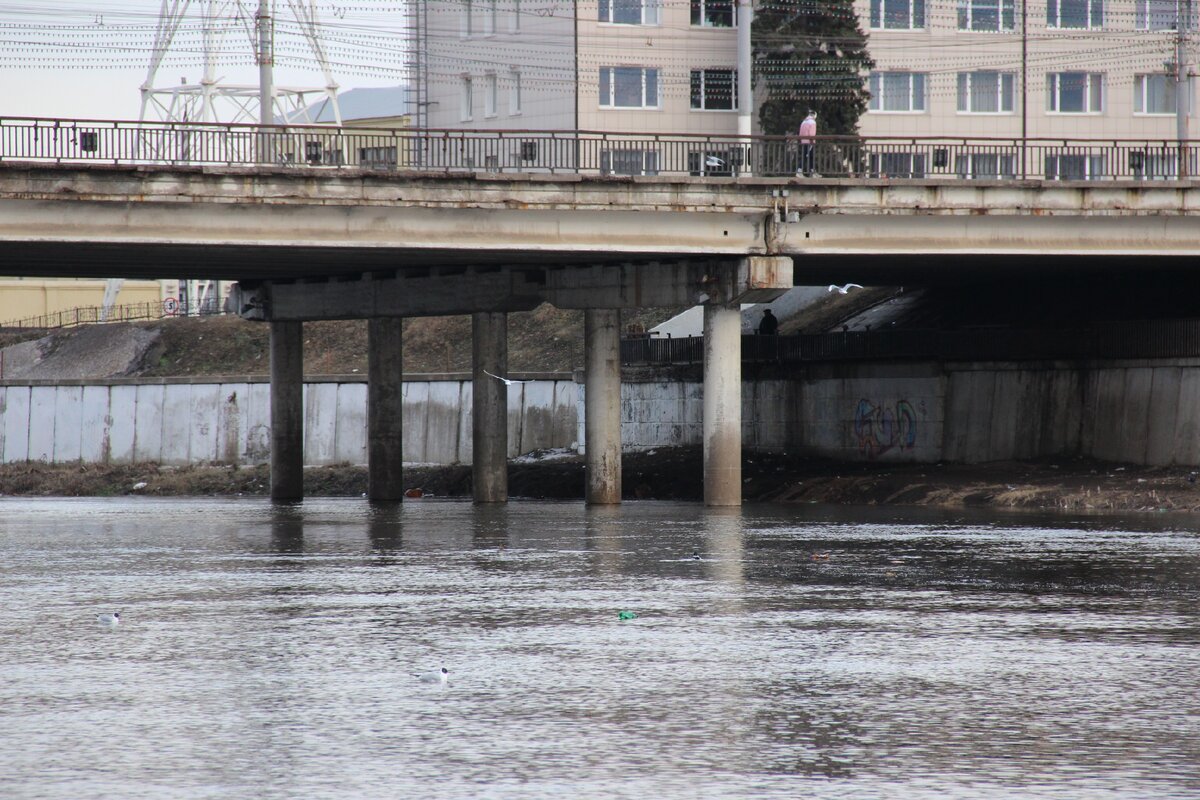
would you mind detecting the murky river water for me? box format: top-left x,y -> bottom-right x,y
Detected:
1,498 -> 1198,799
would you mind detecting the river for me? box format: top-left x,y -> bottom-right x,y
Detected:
1,498 -> 1198,799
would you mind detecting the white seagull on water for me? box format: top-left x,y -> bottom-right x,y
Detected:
483,370 -> 532,386
415,667 -> 450,686
828,283 -> 864,294
97,612 -> 121,629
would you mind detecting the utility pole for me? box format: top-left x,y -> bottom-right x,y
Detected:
257,0 -> 275,127
1178,0 -> 1192,178
737,0 -> 753,175
1021,0 -> 1028,178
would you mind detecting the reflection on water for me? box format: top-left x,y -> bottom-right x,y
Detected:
1,498 -> 1198,800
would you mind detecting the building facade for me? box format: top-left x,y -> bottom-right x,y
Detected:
415,0 -> 1196,176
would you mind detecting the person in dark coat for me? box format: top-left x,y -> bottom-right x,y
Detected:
758,308 -> 778,335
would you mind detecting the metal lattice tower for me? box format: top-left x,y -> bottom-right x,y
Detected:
139,0 -> 341,126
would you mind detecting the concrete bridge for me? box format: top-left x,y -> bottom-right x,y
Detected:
3,119 -> 1200,505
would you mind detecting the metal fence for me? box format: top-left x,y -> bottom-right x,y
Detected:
3,117 -> 1200,181
0,299 -> 226,331
622,320 -> 1200,365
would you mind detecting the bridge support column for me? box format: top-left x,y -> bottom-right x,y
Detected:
703,303 -> 741,507
270,320 -> 304,501
472,312 -> 509,503
368,317 -> 405,501
585,309 -> 622,505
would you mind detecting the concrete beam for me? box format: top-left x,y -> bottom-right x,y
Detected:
472,312 -> 508,503
269,320 -> 304,501
545,256 -> 793,309
367,317 -> 404,501
231,270 -> 543,322
703,304 -> 741,507
584,309 -> 622,504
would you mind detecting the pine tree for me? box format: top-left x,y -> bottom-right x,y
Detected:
752,0 -> 873,137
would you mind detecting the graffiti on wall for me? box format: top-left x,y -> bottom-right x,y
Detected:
854,398 -> 921,458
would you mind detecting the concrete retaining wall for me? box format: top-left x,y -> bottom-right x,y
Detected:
3,359 -> 1198,467
0,376 -> 578,467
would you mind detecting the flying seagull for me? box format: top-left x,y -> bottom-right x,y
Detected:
828,283 -> 864,294
705,155 -> 725,168
483,370 -> 533,386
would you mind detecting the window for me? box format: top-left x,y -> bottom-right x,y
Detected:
1047,0 -> 1102,28
869,72 -> 927,112
460,76 -> 473,121
958,0 -> 1015,31
869,152 -> 927,178
599,67 -> 660,108
1130,148 -> 1182,179
1136,0 -> 1178,29
957,71 -> 1015,113
1045,153 -> 1105,180
955,153 -> 1016,179
600,0 -> 660,25
870,0 -> 925,29
484,0 -> 497,34
691,0 -> 735,27
359,146 -> 397,170
601,149 -> 660,176
509,70 -> 522,115
461,0 -> 473,37
510,0 -> 521,31
690,69 -> 737,110
1134,74 -> 1177,114
1047,72 -> 1104,113
485,73 -> 497,117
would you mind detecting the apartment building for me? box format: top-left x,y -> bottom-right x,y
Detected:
415,0 -> 1195,176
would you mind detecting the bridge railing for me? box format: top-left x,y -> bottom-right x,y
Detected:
622,321 -> 1200,365
2,117 -> 1198,182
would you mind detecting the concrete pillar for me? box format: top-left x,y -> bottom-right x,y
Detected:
368,317 -> 405,501
585,308 -> 622,504
703,303 -> 742,506
472,312 -> 509,503
269,320 -> 304,501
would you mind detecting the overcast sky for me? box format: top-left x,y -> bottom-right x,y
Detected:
0,0 -> 405,121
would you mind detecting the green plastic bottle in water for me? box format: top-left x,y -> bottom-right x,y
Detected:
618,610 -> 638,620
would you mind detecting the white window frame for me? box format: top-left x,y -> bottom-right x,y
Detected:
690,68 -> 738,111
957,0 -> 1016,32
484,73 -> 497,117
691,0 -> 736,28
868,71 -> 927,113
483,0 -> 497,35
1046,72 -> 1105,114
1133,73 -> 1177,115
870,0 -> 926,30
509,0 -> 521,32
509,70 -> 522,115
957,71 -> 1016,114
600,0 -> 661,25
1135,0 -> 1180,30
599,67 -> 661,109
1045,153 -> 1105,180
601,149 -> 660,176
1047,0 -> 1103,29
460,75 -> 473,121
461,0 -> 473,38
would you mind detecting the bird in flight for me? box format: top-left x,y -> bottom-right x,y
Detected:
484,370 -> 532,386
828,283 -> 864,294
705,155 -> 725,168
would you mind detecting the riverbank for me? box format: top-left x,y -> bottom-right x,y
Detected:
2,448 -> 1198,512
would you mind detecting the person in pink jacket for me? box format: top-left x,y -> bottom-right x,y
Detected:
797,110 -> 817,177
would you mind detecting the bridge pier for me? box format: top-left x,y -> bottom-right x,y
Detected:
585,309 -> 622,504
472,312 -> 509,503
269,320 -> 304,501
703,303 -> 742,506
368,317 -> 405,501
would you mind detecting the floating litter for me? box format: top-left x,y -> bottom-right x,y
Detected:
618,610 -> 638,620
